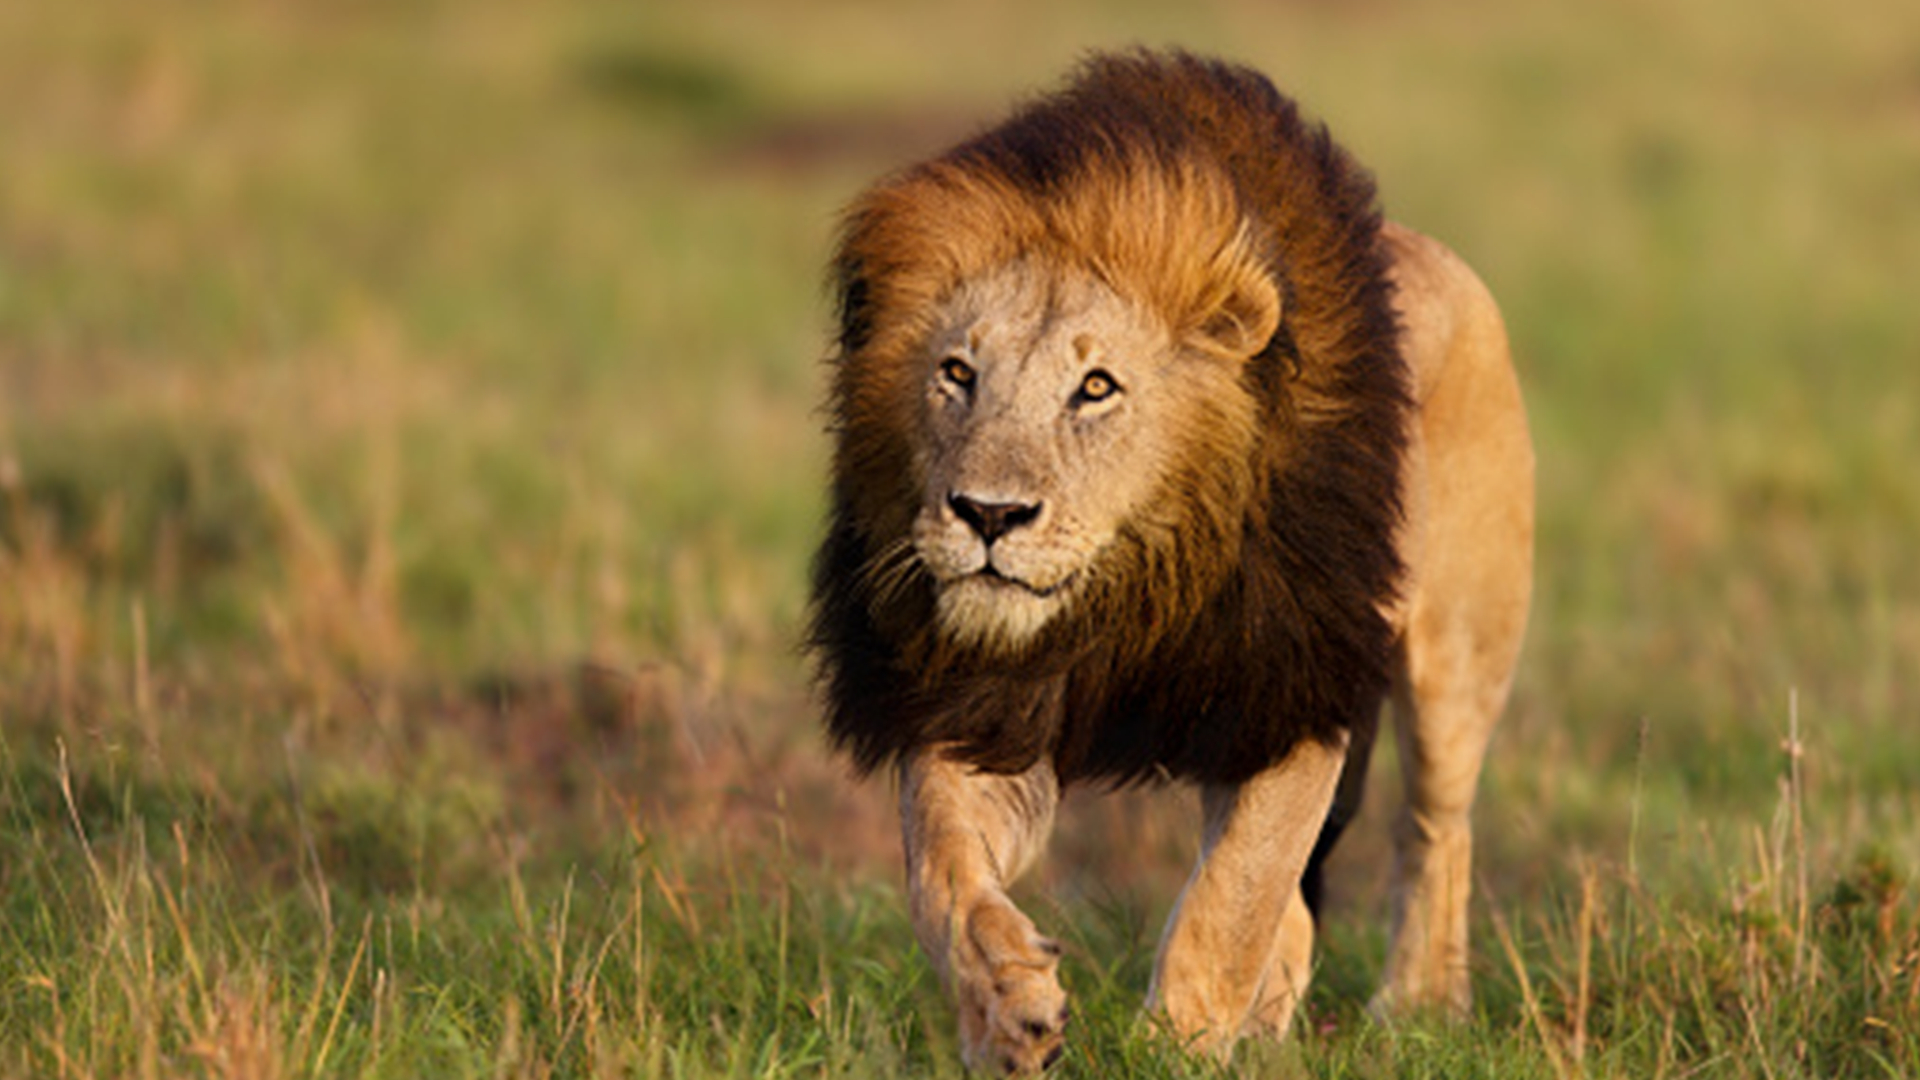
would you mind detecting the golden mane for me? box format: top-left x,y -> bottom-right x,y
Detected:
839,153 -> 1265,368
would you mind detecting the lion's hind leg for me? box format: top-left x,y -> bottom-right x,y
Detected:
1372,466 -> 1530,1019
1374,455 -> 1531,1016
1372,629 -> 1518,1018
1373,222 -> 1534,1020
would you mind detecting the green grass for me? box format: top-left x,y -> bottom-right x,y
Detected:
3,0 -> 1918,1075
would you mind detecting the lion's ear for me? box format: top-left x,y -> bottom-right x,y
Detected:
1193,267 -> 1281,360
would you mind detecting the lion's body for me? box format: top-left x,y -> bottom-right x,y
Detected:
811,52 -> 1532,1072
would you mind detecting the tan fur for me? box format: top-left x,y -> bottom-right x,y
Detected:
1372,222 -> 1534,1017
900,753 -> 1068,1073
1145,734 -> 1349,1051
908,260 -> 1266,653
895,225 -> 1531,1069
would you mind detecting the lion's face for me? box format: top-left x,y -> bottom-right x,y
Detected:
908,262 -> 1268,653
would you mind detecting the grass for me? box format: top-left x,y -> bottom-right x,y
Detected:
2,0 -> 1918,1075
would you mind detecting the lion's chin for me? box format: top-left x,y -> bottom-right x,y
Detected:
934,572 -> 1073,653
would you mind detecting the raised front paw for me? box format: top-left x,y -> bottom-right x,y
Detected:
955,902 -> 1071,1074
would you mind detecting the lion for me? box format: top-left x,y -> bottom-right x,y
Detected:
809,51 -> 1532,1073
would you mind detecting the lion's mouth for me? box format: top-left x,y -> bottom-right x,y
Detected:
932,563 -> 1081,649
973,565 -> 1078,599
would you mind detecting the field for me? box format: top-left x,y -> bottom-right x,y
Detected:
2,0 -> 1918,1075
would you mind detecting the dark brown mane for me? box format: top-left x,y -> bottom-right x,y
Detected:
809,51 -> 1410,787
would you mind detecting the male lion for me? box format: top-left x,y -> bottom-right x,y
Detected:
810,51 -> 1532,1073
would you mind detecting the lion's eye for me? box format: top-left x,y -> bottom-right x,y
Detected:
1075,369 -> 1120,405
940,357 -> 976,392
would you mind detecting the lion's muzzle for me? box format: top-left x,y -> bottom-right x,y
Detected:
947,492 -> 1043,546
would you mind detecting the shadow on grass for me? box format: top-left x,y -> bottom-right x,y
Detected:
575,47 -> 757,128
573,44 -> 973,172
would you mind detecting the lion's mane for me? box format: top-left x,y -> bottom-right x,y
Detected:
810,51 -> 1410,787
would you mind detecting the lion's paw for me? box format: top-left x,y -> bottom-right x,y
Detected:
1366,978 -> 1472,1025
957,959 -> 1069,1075
956,904 -> 1071,1074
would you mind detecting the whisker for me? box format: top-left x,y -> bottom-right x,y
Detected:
860,537 -> 926,607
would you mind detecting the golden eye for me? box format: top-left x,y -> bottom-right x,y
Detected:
940,357 -> 976,390
1076,368 -> 1119,403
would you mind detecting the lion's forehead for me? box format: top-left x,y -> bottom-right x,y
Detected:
935,262 -> 1167,378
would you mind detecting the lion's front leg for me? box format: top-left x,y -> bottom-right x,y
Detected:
900,749 -> 1067,1075
1147,736 -> 1347,1058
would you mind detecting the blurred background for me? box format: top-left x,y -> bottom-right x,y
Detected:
1,0 -> 1916,1073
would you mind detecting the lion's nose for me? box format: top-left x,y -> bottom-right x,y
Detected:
948,493 -> 1042,546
